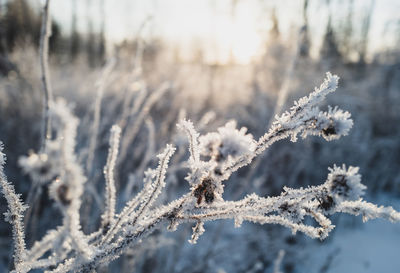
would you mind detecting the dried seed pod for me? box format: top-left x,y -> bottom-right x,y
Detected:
57,184 -> 71,206
193,177 -> 215,205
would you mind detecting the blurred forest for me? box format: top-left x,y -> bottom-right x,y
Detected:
0,0 -> 400,272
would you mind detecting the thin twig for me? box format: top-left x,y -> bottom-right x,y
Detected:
39,0 -> 53,151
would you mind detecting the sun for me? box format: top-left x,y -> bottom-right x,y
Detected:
230,27 -> 262,65
208,8 -> 263,65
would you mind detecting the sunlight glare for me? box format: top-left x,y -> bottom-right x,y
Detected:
205,5 -> 263,65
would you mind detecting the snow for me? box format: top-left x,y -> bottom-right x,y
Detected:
305,197 -> 400,273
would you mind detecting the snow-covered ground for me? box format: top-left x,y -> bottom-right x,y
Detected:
304,196 -> 400,273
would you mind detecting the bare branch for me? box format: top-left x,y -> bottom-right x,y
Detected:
39,0 -> 53,151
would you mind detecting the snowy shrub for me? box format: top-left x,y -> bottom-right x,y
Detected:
1,72 -> 400,272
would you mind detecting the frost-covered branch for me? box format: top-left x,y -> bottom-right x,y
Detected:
223,73 -> 351,178
45,99 -> 93,261
3,73 -> 400,273
19,99 -> 93,268
177,119 -> 201,168
100,144 -> 175,244
101,125 -> 121,231
53,164 -> 400,272
173,165 -> 388,241
0,143 -> 28,272
128,144 -> 176,227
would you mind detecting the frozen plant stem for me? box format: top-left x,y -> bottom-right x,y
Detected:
101,125 -> 121,231
3,73 -> 400,272
39,0 -> 53,151
0,144 -> 28,272
25,0 -> 53,238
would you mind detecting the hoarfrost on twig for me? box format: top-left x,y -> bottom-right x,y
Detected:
1,72 -> 400,273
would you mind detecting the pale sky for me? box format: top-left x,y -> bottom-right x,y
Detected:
32,0 -> 400,64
